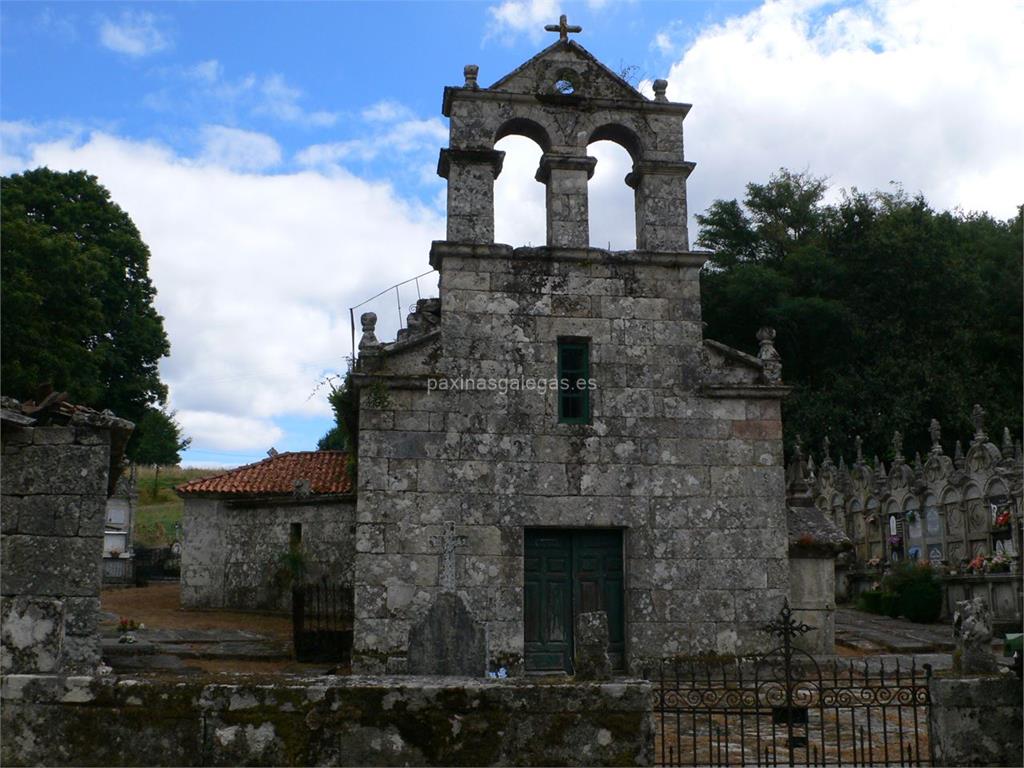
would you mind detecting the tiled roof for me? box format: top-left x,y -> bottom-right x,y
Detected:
176,451 -> 352,497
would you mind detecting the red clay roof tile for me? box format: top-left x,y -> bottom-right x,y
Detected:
176,451 -> 352,497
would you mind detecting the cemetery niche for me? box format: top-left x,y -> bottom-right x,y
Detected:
791,406 -> 1023,632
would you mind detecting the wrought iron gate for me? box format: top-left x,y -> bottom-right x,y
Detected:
291,579 -> 353,663
652,602 -> 933,766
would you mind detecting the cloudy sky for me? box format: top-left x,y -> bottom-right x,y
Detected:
2,0 -> 1021,467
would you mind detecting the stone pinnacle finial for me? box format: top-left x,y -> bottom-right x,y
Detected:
653,79 -> 668,102
891,430 -> 904,464
545,14 -> 582,42
463,64 -> 479,89
929,418 -> 942,455
822,436 -> 832,464
359,312 -> 381,352
756,327 -> 783,384
954,440 -> 965,469
787,436 -> 808,492
971,404 -> 987,444
1001,427 -> 1013,459
854,435 -> 864,464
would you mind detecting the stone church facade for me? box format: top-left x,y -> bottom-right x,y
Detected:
350,32 -> 793,675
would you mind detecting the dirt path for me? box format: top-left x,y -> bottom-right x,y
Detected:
101,582 -> 292,644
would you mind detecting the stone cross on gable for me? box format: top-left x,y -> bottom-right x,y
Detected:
430,521 -> 467,593
545,14 -> 582,41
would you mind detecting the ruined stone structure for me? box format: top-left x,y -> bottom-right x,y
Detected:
177,451 -> 355,611
791,407 -> 1023,631
350,30 -> 794,676
0,395 -> 132,674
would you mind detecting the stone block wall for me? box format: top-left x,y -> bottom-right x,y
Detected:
788,557 -> 836,655
1,420 -> 117,674
353,243 -> 791,674
180,497 -> 356,611
929,675 -> 1023,767
1,674 -> 654,767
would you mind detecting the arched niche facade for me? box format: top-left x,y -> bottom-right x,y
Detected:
439,41 -> 693,250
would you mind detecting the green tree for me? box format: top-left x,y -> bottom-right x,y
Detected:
1,168 -> 172,458
132,408 -> 191,466
698,170 -> 1023,461
316,374 -> 358,452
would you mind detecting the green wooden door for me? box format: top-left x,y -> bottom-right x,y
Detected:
524,530 -> 574,672
573,529 -> 626,670
524,529 -> 624,673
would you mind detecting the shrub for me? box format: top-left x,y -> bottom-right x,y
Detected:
858,590 -> 883,614
899,579 -> 943,623
882,561 -> 943,623
879,592 -> 901,618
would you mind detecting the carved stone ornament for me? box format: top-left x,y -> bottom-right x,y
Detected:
358,312 -> 381,352
756,327 -> 783,384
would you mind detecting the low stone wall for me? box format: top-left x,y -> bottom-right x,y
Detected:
1,674 -> 654,766
929,675 -> 1023,767
1,412 -> 129,674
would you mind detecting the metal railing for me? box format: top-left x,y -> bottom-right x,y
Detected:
348,270 -> 438,367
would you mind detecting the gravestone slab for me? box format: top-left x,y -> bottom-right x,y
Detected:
406,592 -> 486,676
953,597 -> 998,674
574,611 -> 612,680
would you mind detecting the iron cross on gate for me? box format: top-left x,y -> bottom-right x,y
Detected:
431,521 -> 467,592
545,14 -> 582,42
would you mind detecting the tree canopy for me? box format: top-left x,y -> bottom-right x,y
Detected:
698,169 -> 1023,462
1,168 -> 185,462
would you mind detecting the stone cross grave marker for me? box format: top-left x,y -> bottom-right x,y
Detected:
430,521 -> 467,593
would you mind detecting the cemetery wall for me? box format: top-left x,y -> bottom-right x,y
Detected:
0,673 -> 654,767
1,409 -> 130,675
180,497 -> 356,611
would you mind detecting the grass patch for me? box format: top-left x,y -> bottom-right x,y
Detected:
132,465 -> 225,547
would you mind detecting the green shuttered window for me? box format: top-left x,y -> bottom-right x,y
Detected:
558,339 -> 590,424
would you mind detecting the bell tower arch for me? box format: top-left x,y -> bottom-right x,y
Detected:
438,21 -> 694,251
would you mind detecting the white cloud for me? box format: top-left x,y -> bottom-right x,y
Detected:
175,411 -> 283,453
362,100 -> 415,123
6,131 -> 443,455
148,61 -> 336,128
199,125 -> 282,172
256,74 -> 337,127
487,0 -> 560,44
99,10 -> 170,57
296,117 -> 447,167
654,0 -> 1024,234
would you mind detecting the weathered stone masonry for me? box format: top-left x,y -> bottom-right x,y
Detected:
350,38 -> 793,675
1,397 -> 132,674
